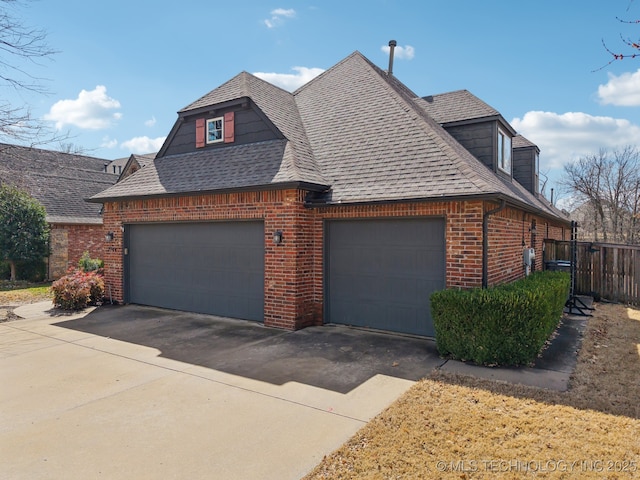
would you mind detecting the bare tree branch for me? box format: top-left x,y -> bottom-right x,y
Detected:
562,147 -> 640,244
0,0 -> 67,146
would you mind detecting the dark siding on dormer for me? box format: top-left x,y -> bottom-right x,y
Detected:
513,146 -> 538,194
161,107 -> 281,157
444,122 -> 494,171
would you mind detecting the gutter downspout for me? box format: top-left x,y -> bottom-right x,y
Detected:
482,199 -> 506,289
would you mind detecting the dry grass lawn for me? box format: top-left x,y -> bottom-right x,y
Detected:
0,281 -> 52,321
305,302 -> 640,479
0,281 -> 52,305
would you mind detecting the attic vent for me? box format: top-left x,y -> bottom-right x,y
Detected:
388,39 -> 397,76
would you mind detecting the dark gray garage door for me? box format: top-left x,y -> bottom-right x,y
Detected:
326,218 -> 445,337
126,222 -> 264,321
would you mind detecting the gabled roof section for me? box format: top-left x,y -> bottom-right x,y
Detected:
0,143 -> 117,223
180,71 -> 326,186
513,134 -> 538,149
417,89 -> 517,136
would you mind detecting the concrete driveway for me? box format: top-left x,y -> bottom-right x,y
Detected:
0,303 -> 443,480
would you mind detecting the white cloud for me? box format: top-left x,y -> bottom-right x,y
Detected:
380,44 -> 415,60
100,136 -> 118,149
264,8 -> 295,28
597,69 -> 640,106
253,66 -> 324,91
144,116 -> 156,127
120,136 -> 166,154
44,85 -> 122,130
511,111 -> 640,172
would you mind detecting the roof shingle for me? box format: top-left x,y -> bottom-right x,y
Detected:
0,143 -> 117,223
90,52 -> 567,221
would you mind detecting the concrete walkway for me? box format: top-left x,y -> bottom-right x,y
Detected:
0,301 -> 588,479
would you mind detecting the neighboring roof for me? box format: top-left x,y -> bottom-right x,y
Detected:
116,152 -> 157,182
90,52 -> 567,222
0,143 -> 117,223
127,152 -> 156,168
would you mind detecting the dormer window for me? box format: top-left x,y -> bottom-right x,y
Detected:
497,127 -> 512,174
195,112 -> 235,148
206,117 -> 224,144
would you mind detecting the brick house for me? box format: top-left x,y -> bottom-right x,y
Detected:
90,51 -> 570,337
0,143 -> 118,279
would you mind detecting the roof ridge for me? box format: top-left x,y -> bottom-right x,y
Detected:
0,142 -> 110,163
354,55 -> 497,193
293,51 -> 361,94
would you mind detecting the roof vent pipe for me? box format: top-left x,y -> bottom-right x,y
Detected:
388,39 -> 397,75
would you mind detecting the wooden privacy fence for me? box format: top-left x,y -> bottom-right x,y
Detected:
543,240 -> 640,306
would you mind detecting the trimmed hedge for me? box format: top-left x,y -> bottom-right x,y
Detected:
431,271 -> 570,366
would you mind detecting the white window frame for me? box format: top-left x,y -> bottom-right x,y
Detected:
206,117 -> 224,144
497,127 -> 512,174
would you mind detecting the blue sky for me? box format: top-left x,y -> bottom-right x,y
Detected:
5,0 -> 640,199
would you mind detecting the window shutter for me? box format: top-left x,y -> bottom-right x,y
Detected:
195,118 -> 205,148
224,112 -> 235,143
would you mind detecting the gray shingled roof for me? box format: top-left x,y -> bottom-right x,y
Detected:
181,72 -> 326,186
92,140 -> 324,200
0,143 -> 117,223
513,134 -> 538,149
294,52 -> 560,216
90,52 -> 567,221
417,89 -> 501,125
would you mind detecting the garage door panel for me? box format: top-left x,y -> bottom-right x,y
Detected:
128,222 -> 264,322
327,218 -> 445,337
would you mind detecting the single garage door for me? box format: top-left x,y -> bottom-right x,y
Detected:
326,218 -> 445,337
126,222 -> 264,321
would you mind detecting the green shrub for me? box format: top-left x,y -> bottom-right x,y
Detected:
78,251 -> 104,272
51,269 -> 105,310
431,271 -> 570,366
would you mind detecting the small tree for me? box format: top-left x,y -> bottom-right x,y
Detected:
0,184 -> 49,280
562,147 -> 640,244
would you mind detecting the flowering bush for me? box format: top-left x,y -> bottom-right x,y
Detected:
51,269 -> 105,310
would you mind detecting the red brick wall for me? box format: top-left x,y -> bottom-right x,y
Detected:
102,190 -> 318,330
102,191 -> 569,330
313,200 -> 484,289
486,204 -> 568,286
48,223 -> 105,279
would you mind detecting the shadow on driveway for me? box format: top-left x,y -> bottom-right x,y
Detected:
54,304 -> 444,394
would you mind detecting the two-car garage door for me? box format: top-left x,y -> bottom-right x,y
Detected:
326,218 -> 445,337
126,222 -> 264,321
125,218 -> 445,337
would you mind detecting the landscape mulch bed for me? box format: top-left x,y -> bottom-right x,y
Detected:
305,302 -> 640,479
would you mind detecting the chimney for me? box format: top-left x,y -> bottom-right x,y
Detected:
388,39 -> 397,75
